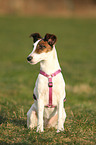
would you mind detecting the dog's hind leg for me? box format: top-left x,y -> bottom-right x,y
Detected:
47,114 -> 58,128
27,104 -> 37,129
46,107 -> 58,129
47,107 -> 66,130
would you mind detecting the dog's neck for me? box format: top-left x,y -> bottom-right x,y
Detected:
40,46 -> 61,75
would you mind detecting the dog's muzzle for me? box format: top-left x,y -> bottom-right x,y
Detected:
27,56 -> 33,62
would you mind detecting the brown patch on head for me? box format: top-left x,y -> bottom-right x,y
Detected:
34,40 -> 52,54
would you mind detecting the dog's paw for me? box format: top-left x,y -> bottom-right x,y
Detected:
36,127 -> 44,133
36,130 -> 44,133
57,127 -> 64,133
57,130 -> 60,133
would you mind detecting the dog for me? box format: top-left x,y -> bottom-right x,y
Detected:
27,33 -> 66,132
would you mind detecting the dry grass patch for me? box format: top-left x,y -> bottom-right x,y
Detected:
67,84 -> 93,94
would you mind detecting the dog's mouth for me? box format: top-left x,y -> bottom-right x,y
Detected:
29,61 -> 37,65
27,55 -> 44,65
27,59 -> 41,65
27,60 -> 35,64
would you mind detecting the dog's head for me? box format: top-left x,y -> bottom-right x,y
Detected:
27,33 -> 57,64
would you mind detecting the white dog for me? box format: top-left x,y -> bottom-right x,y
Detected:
27,33 -> 66,132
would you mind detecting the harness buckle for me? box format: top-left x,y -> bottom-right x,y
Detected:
48,82 -> 53,87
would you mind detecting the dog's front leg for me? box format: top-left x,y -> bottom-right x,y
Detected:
37,99 -> 44,132
57,99 -> 64,132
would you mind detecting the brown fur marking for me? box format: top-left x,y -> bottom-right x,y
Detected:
34,40 -> 52,54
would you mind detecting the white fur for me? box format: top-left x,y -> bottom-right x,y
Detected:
27,41 -> 66,132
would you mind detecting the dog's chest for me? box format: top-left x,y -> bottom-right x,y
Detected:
34,73 -> 65,106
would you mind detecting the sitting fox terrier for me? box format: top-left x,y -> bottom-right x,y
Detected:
27,33 -> 66,132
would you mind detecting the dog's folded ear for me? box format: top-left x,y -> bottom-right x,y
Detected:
29,33 -> 42,43
44,33 -> 57,47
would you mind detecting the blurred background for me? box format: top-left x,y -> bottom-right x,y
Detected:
0,0 -> 96,17
0,0 -> 96,144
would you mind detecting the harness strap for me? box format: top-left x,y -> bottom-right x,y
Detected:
40,69 -> 61,108
33,93 -> 66,102
33,69 -> 66,108
48,77 -> 53,107
40,69 -> 61,78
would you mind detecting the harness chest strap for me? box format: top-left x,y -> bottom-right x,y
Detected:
48,77 -> 53,107
33,93 -> 66,103
40,69 -> 60,108
33,69 -> 66,108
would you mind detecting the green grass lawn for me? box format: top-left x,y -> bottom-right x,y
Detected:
0,16 -> 96,145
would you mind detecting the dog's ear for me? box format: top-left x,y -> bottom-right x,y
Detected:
43,33 -> 57,47
29,33 -> 42,43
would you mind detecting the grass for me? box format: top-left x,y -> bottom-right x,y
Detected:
0,16 -> 96,144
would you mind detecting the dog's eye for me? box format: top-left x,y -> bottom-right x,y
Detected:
39,45 -> 46,49
39,45 -> 42,49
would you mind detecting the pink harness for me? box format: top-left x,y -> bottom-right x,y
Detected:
33,69 -> 66,108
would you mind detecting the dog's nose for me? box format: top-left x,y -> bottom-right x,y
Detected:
27,56 -> 33,61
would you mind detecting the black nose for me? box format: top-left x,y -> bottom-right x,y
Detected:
27,56 -> 33,61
